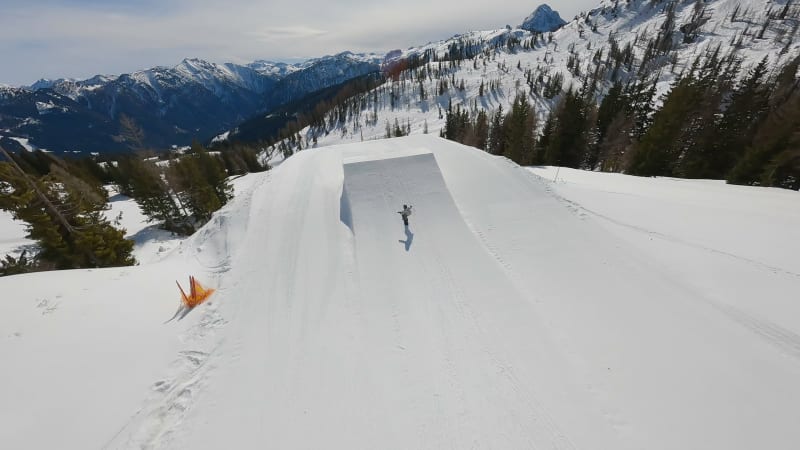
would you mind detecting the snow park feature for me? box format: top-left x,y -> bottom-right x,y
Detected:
1,135 -> 800,449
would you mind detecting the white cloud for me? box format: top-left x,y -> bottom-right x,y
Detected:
247,26 -> 329,41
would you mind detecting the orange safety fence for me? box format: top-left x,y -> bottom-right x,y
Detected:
176,275 -> 215,308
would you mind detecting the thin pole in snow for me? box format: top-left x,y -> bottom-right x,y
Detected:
553,166 -> 561,183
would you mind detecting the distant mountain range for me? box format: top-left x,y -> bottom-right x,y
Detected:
0,52 -> 382,154
0,4 -> 572,156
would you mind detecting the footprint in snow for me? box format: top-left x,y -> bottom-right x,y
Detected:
35,298 -> 59,315
152,380 -> 172,392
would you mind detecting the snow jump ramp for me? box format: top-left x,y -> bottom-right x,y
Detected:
320,149 -> 618,449
173,141 -> 618,449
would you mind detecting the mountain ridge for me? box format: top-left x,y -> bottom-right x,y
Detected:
0,52 -> 384,153
3,0 -> 799,159
520,4 -> 567,32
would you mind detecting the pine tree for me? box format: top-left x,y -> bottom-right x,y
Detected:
596,82 -> 627,142
194,142 -> 233,206
472,110 -> 490,151
628,78 -> 701,176
117,156 -> 189,234
168,142 -> 233,224
541,90 -> 589,168
119,114 -> 146,150
728,88 -> 800,189
673,60 -> 734,179
503,95 -> 536,165
393,118 -> 405,137
598,112 -> 636,172
487,106 -> 506,155
0,250 -> 35,276
628,80 -> 658,139
0,147 -> 135,270
709,56 -> 771,176
582,104 -> 602,169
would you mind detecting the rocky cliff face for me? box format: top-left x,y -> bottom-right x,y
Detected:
520,4 -> 567,32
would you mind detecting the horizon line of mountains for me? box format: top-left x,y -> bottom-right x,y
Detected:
0,4 -> 574,154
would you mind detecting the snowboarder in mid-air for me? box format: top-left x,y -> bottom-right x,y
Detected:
398,204 -> 413,226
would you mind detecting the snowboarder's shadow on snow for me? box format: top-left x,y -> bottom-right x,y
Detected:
399,225 -> 414,251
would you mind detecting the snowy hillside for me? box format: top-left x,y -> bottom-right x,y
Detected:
2,135 -> 799,449
260,52 -> 384,108
280,0 -> 800,150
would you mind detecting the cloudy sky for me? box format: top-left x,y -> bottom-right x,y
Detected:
0,0 -> 597,86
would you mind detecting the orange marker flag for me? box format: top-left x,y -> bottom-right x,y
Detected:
177,276 -> 215,308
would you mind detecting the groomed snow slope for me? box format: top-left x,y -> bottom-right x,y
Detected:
2,135 -> 800,449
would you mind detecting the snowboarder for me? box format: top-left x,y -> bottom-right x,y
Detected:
398,204 -> 413,226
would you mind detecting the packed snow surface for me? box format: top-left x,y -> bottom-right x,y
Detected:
2,135 -> 799,449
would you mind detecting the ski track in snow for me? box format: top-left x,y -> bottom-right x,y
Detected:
524,170 -> 800,363
545,188 -> 800,279
102,298 -> 228,449
102,174 -> 270,449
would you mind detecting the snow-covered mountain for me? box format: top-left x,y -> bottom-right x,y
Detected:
263,52 -> 384,108
27,74 -> 120,99
4,0 -> 799,155
520,4 -> 567,32
0,53 -> 381,153
246,60 -> 301,78
2,135 -> 800,448
272,0 -> 799,152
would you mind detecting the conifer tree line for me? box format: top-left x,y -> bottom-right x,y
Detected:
0,145 -> 135,274
271,35 -> 539,155
114,113 -> 268,229
273,0 -> 800,190
0,130 -> 267,275
442,51 -> 800,190
265,75 -> 386,157
110,141 -> 241,234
